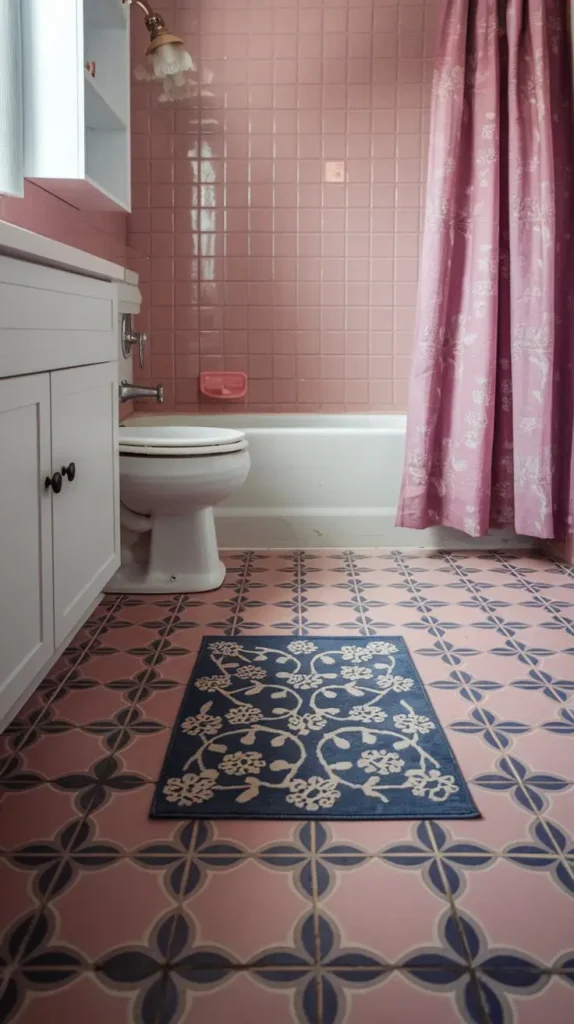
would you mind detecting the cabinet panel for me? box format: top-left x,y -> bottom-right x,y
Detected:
51,362 -> 120,646
22,0 -> 130,211
0,375 -> 54,722
0,257 -> 116,379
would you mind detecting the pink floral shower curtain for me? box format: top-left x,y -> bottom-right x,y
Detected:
396,0 -> 574,539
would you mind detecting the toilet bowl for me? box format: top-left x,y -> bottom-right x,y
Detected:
106,425 -> 250,593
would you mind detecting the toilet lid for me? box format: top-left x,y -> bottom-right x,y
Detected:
119,425 -> 247,457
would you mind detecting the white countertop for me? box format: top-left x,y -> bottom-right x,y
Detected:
0,219 -> 137,284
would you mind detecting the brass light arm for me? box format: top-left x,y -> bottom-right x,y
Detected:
122,0 -> 169,41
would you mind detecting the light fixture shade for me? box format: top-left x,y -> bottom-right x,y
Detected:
149,41 -> 193,82
131,5 -> 198,103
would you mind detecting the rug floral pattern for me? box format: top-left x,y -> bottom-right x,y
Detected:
152,637 -> 478,819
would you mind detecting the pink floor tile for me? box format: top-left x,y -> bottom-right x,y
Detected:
177,599 -> 239,625
420,684 -> 477,724
44,681 -> 134,726
456,860 -> 574,963
78,651 -> 150,683
321,858 -> 445,962
114,726 -> 171,780
0,787 -> 80,849
95,622 -> 162,653
460,684 -> 557,724
511,977 -> 574,1023
430,785 -> 535,851
209,817 -> 303,852
14,730 -> 109,779
443,726 -> 502,778
11,977 -> 141,1024
508,729 -> 574,779
49,861 -> 176,962
181,858 -> 309,962
326,818 -> 410,853
344,972 -> 465,1023
88,784 -> 183,850
547,790 -> 574,835
0,861 -> 38,935
178,972 -> 299,1024
133,684 -> 185,724
454,651 -> 527,686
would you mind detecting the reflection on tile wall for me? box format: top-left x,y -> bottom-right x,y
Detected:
129,0 -> 438,412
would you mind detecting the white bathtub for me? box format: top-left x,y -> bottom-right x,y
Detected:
123,414 -> 526,549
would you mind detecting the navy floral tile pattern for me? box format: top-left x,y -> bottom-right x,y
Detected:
152,636 -> 478,820
1,550 -> 574,1023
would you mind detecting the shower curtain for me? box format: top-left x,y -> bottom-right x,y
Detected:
396,0 -> 574,538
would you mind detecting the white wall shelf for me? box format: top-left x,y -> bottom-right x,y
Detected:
22,0 -> 131,212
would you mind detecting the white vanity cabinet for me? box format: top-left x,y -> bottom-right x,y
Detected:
51,362 -> 119,646
0,374 -> 54,723
0,246 -> 128,729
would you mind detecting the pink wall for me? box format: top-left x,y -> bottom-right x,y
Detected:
129,0 -> 438,412
0,182 -> 127,264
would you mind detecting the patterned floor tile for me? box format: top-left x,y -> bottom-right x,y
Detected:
10,731 -> 112,780
42,680 -> 135,726
511,977 -> 574,1024
74,651 -> 150,685
111,723 -> 174,781
455,860 -> 574,962
342,972 -> 469,1023
88,784 -> 186,849
0,860 -> 38,937
7,976 -> 144,1024
47,861 -> 177,962
421,786 -> 535,855
179,858 -> 310,963
547,790 -> 574,836
320,858 -> 446,963
1,548 -> 574,1023
507,729 -> 574,779
0,788 -> 84,851
174,972 -> 300,1024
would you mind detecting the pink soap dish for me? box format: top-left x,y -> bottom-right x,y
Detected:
199,371 -> 247,400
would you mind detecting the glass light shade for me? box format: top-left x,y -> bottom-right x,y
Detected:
134,42 -> 197,103
149,41 -> 193,83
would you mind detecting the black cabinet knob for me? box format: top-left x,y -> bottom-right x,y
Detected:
62,462 -> 76,482
45,472 -> 63,494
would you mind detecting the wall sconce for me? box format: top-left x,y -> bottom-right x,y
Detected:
124,0 -> 196,103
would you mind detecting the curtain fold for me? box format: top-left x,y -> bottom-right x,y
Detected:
396,0 -> 574,539
0,0 -> 24,197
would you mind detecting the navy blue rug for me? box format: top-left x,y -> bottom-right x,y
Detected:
152,637 -> 479,820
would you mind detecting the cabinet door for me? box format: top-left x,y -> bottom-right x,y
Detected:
51,362 -> 120,646
0,374 -> 54,723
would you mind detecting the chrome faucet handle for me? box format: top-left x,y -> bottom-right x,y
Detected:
136,334 -> 146,369
121,313 -> 147,369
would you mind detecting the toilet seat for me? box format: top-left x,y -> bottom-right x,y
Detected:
119,425 -> 247,457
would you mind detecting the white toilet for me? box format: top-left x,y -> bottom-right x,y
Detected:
107,424 -> 250,593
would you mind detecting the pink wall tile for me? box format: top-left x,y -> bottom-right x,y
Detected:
1,183 -> 127,264
128,0 -> 433,413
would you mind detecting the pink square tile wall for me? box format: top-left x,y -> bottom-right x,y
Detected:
0,184 -> 127,265
129,0 -> 438,412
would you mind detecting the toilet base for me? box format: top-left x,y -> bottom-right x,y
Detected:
105,558 -> 226,594
106,507 -> 227,594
